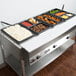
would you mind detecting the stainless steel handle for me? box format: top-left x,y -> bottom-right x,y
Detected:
1,21 -> 12,26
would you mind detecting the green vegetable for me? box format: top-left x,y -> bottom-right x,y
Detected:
50,10 -> 60,14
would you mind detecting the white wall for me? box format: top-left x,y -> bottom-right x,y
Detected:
0,0 -> 64,24
64,0 -> 76,13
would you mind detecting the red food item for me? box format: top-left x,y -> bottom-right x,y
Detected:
21,21 -> 32,27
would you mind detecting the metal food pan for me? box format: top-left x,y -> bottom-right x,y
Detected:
19,20 -> 34,27
36,13 -> 58,22
59,13 -> 75,20
47,8 -> 61,14
41,13 -> 65,24
51,9 -> 76,20
48,8 -> 71,15
47,8 -> 75,21
27,18 -> 40,25
35,14 -> 66,27
28,22 -> 52,35
1,25 -> 36,44
35,16 -> 57,27
19,23 -> 38,35
19,18 -> 42,29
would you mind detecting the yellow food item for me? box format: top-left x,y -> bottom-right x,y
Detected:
61,15 -> 69,19
29,18 -> 38,24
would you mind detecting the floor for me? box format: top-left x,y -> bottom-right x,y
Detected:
0,44 -> 76,76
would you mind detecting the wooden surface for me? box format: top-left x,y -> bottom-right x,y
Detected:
0,44 -> 76,76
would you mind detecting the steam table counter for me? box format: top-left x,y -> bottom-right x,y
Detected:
1,8 -> 76,76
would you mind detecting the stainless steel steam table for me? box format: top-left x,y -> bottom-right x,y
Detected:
1,16 -> 76,76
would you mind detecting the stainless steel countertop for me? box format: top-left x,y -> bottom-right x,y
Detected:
20,16 -> 76,52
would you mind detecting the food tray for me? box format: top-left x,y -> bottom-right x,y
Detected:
19,23 -> 38,35
19,18 -> 41,28
27,18 -> 39,25
47,8 -> 75,21
1,25 -> 37,44
1,8 -> 75,44
28,23 -> 51,34
59,12 -> 75,20
41,13 -> 65,24
19,20 -> 34,27
35,16 -> 57,27
48,8 -> 61,14
50,8 -> 75,20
